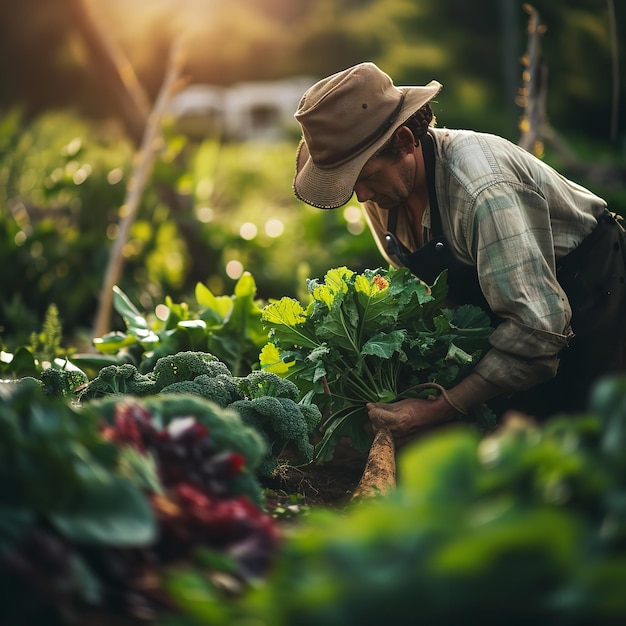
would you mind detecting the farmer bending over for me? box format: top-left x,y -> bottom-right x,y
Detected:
292,62 -> 626,443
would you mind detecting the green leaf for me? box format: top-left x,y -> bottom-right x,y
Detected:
259,343 -> 294,375
112,285 -> 149,332
315,407 -> 372,463
314,411 -> 355,463
178,319 -> 209,349
361,330 -> 407,359
227,272 -> 267,346
315,311 -> 358,353
433,315 -> 452,335
452,304 -> 493,330
164,296 -> 191,328
311,266 -> 354,308
354,276 -> 399,328
4,347 -> 38,377
127,328 -> 160,346
92,331 -> 137,354
163,569 -> 229,623
263,296 -> 307,325
50,476 -> 155,546
262,297 -> 318,349
210,272 -> 268,374
195,282 -> 233,321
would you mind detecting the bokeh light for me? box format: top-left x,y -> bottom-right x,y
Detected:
196,206 -> 214,223
225,259 -> 244,279
265,218 -> 284,238
155,303 -> 169,321
239,222 -> 258,240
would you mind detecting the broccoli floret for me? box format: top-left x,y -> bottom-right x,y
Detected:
152,351 -> 233,391
40,367 -> 89,399
230,395 -> 321,477
300,402 -> 324,433
236,370 -> 300,402
79,363 -> 157,400
160,373 -> 240,408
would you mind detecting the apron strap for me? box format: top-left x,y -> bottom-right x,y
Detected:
420,131 -> 443,237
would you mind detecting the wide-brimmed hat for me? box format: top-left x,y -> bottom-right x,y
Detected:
293,62 -> 442,209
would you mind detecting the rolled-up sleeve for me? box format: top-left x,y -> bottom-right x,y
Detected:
473,320 -> 573,392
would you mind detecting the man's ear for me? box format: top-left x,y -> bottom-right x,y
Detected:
395,126 -> 418,153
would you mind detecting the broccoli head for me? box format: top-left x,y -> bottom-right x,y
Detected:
40,367 -> 89,399
160,373 -> 240,408
78,363 -> 157,400
230,395 -> 321,477
152,351 -> 233,391
236,370 -> 300,402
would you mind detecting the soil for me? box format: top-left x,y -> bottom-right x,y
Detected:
262,444 -> 369,514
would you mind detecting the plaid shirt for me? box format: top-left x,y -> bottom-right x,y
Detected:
363,127 -> 607,393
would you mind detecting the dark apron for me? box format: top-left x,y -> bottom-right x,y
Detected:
385,131 -> 626,419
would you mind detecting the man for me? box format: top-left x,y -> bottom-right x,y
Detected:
293,62 -> 626,443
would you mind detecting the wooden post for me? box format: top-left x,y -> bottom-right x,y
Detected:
93,39 -> 187,339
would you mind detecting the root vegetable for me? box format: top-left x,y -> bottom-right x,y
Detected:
351,427 -> 396,501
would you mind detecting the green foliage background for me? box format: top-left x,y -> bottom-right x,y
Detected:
0,0 -> 624,350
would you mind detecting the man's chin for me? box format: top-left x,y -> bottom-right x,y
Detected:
373,199 -> 395,210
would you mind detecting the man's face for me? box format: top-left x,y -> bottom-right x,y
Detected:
353,150 -> 416,210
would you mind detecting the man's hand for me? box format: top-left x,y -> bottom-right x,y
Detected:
365,394 -> 459,446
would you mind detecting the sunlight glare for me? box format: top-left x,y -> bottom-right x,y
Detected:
344,204 -> 365,234
347,221 -> 365,235
225,259 -> 244,279
73,164 -> 92,185
240,222 -> 258,240
107,168 -> 124,185
196,206 -> 214,223
265,218 -> 284,238
155,304 -> 170,321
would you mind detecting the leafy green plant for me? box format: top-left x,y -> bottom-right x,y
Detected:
1,303 -> 67,377
0,379 -> 156,623
0,380 -> 280,624
0,303 -> 89,397
78,273 -> 268,377
260,265 -> 496,461
165,375 -> 626,626
82,388 -> 268,495
0,380 -> 155,546
78,351 -> 321,478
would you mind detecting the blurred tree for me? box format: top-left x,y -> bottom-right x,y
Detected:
1,0 -> 623,147
59,0 -> 150,146
0,0 -> 148,135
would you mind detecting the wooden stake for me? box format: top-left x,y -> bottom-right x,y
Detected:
93,39 -> 187,339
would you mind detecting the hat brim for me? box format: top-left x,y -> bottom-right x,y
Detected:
293,80 -> 442,210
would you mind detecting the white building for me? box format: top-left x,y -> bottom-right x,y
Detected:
167,76 -> 317,142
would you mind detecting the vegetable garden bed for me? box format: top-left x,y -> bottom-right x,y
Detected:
4,266 -> 626,625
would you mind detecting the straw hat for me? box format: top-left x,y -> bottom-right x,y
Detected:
293,62 -> 442,209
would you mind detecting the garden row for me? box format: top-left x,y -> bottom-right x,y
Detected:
3,266 -> 626,624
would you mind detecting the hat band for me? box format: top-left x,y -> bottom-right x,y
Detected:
314,93 -> 406,168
